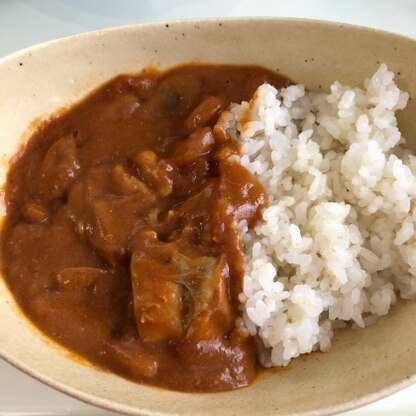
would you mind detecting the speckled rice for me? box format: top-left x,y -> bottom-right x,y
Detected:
217,64 -> 416,366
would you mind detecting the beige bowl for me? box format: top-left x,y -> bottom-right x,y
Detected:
0,17 -> 415,416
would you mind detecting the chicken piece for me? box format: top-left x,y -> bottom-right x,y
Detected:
131,228 -> 219,343
87,195 -> 145,264
184,96 -> 227,133
38,135 -> 80,200
104,337 -> 158,378
174,333 -> 256,391
171,127 -> 215,167
130,234 -> 184,342
133,150 -> 174,197
84,165 -> 113,199
172,181 -> 217,252
99,94 -> 140,121
111,163 -> 155,200
67,165 -> 156,264
186,255 -> 234,341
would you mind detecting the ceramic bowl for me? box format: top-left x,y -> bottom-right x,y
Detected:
0,17 -> 415,416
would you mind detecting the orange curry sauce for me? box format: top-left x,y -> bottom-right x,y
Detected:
1,64 -> 290,392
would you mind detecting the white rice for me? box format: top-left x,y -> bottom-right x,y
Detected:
217,64 -> 416,367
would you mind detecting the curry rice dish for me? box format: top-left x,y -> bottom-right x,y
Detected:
2,63 -> 416,392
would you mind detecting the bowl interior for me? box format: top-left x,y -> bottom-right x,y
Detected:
0,17 -> 415,416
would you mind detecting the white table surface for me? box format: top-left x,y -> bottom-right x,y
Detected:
0,1 -> 415,415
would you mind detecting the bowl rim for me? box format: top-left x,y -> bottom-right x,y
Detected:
1,15 -> 416,66
0,15 -> 415,416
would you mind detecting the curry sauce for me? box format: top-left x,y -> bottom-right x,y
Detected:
1,64 -> 290,392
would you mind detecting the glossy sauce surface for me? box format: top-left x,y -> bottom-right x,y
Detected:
1,64 -> 290,392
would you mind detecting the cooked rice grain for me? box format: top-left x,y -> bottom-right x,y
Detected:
218,64 -> 416,366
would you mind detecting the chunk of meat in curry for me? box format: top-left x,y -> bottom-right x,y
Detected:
1,64 -> 290,392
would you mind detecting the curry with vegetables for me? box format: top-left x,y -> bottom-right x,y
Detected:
1,64 -> 290,392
